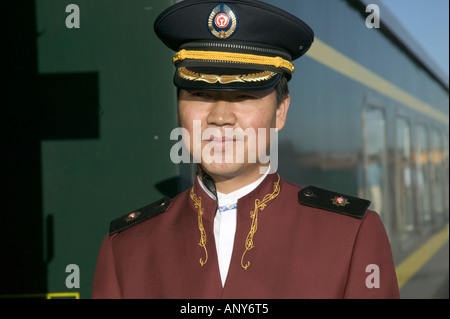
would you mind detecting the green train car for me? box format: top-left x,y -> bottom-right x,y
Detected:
2,0 -> 448,299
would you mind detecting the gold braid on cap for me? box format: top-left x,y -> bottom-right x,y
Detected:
178,67 -> 277,84
173,49 -> 295,73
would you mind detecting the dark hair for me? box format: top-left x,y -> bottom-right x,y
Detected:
275,76 -> 289,106
176,76 -> 289,106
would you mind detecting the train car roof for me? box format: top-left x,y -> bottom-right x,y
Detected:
358,0 -> 449,91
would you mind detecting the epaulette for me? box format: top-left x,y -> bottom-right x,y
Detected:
298,186 -> 370,219
109,197 -> 171,235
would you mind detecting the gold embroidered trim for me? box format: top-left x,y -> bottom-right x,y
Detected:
241,174 -> 281,270
189,175 -> 281,269
190,187 -> 208,266
173,49 -> 295,72
178,67 -> 277,84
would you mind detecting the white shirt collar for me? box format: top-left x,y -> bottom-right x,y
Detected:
197,165 -> 272,205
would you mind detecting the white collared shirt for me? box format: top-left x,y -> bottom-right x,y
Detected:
198,166 -> 271,287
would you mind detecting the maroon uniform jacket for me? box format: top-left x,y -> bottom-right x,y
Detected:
92,173 -> 399,298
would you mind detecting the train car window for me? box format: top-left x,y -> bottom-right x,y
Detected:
395,117 -> 414,240
364,106 -> 389,230
430,129 -> 445,219
443,134 -> 449,218
415,125 -> 432,224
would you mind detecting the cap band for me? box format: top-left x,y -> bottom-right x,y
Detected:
173,49 -> 295,73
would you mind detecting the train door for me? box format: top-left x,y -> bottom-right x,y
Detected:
443,134 -> 449,219
363,105 -> 390,235
415,125 -> 432,227
395,117 -> 415,241
429,129 -> 446,223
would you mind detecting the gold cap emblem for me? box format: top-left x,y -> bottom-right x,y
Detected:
208,3 -> 238,39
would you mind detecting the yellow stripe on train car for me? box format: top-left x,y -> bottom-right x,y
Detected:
306,38 -> 448,126
395,224 -> 449,289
